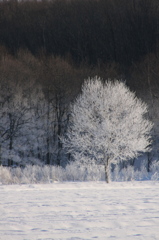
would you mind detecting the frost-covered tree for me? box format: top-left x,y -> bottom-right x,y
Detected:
0,79 -> 32,166
63,77 -> 153,183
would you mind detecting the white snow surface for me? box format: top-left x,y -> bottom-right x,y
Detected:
0,181 -> 159,240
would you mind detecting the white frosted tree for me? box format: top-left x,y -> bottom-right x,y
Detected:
63,77 -> 153,183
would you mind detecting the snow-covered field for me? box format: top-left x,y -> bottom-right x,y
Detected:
0,181 -> 159,240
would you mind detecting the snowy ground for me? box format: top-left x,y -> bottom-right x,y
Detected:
0,181 -> 159,240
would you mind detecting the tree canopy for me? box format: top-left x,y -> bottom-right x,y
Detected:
63,77 -> 153,182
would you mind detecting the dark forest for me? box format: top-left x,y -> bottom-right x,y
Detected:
0,0 -> 159,168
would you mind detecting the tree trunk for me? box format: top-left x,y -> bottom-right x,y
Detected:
105,162 -> 110,183
147,152 -> 152,172
57,123 -> 62,166
8,136 -> 13,166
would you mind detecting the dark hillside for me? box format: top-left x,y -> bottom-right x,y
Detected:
0,0 -> 158,66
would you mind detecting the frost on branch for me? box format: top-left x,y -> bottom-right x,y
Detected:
63,76 -> 153,183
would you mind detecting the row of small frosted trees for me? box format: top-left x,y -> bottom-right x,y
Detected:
0,76 -> 70,167
0,52 -> 84,167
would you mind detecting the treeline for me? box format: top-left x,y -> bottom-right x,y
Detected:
1,0 -> 159,167
0,50 -> 82,167
0,49 -> 159,168
0,0 -> 158,66
0,49 -> 121,167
